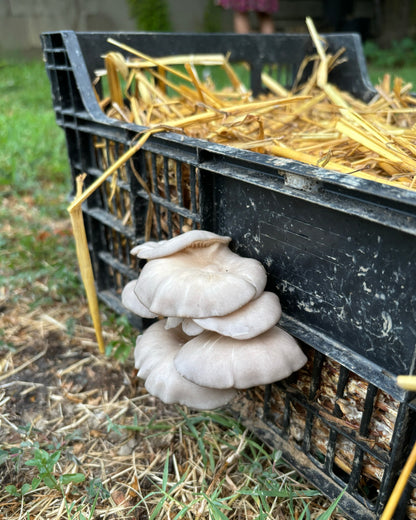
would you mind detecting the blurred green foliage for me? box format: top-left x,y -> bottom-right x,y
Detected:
127,0 -> 172,31
363,38 -> 416,86
364,37 -> 416,68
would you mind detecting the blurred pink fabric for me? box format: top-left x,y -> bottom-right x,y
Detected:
216,0 -> 279,13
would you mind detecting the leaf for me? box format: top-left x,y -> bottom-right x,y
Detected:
31,477 -> 41,490
21,483 -> 32,495
49,450 -> 62,467
316,488 -> 346,520
60,473 -> 86,485
42,474 -> 58,489
5,484 -> 20,497
162,449 -> 170,492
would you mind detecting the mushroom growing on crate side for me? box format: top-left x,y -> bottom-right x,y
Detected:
124,230 -> 307,409
121,280 -> 158,319
130,230 -> 267,318
134,319 -> 237,410
189,291 -> 282,340
174,326 -> 307,390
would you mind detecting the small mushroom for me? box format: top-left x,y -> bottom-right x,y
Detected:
182,318 -> 204,336
165,317 -> 183,329
191,291 -> 282,339
174,326 -> 307,389
130,229 -> 231,259
132,232 -> 267,318
121,280 -> 158,319
134,319 -> 237,409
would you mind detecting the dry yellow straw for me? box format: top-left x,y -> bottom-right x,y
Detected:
69,174 -> 105,353
397,375 -> 416,391
379,375 -> 416,520
68,129 -> 162,212
67,128 -> 163,352
380,441 -> 416,520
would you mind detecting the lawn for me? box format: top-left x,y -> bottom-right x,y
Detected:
1,41 -> 414,518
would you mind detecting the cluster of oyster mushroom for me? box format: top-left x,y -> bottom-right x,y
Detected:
122,230 -> 307,410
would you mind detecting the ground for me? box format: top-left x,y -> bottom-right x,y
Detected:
0,296 -> 345,519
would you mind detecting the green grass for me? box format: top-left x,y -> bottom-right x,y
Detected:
0,60 -> 81,306
368,65 -> 416,87
0,61 -> 70,203
364,37 -> 416,86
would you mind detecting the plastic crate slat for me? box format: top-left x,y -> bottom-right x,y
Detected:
199,155 -> 416,236
280,314 -> 408,401
136,189 -> 201,222
84,206 -> 135,240
231,397 -> 377,520
282,385 -> 391,465
96,251 -> 138,280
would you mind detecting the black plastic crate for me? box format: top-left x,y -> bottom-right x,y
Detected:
41,31 -> 416,519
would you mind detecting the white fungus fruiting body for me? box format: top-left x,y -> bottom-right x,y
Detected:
181,318 -> 204,336
174,326 -> 307,389
121,280 -> 158,319
130,229 -> 231,259
133,240 -> 267,318
134,320 -> 237,409
123,230 -> 307,410
192,291 -> 282,339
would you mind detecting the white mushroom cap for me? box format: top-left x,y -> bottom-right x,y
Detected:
165,317 -> 183,330
192,291 -> 282,340
134,319 -> 237,410
121,280 -> 158,319
134,241 -> 267,318
182,318 -> 204,336
174,326 -> 307,389
130,230 -> 231,260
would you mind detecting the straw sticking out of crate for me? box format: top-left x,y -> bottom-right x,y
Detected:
94,19 -> 416,191
69,174 -> 105,353
67,129 -> 166,351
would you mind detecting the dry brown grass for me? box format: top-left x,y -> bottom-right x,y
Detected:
0,292 -> 347,519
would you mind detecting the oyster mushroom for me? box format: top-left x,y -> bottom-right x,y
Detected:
130,229 -> 231,259
134,319 -> 237,410
121,280 -> 157,319
182,318 -> 204,336
174,326 -> 307,389
190,291 -> 282,340
131,230 -> 267,318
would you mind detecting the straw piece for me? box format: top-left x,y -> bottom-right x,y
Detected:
107,38 -> 192,85
306,16 -> 329,87
261,71 -> 289,97
127,53 -> 227,68
158,95 -> 309,130
68,174 -> 105,354
105,53 -> 126,108
67,129 -> 163,352
397,375 -> 416,391
336,119 -> 416,171
67,129 -> 162,212
270,142 -> 352,173
380,440 -> 416,520
223,57 -> 248,94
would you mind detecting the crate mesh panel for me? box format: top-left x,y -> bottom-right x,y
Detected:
255,348 -> 404,513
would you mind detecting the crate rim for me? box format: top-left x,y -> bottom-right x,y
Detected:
41,30 -> 416,235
